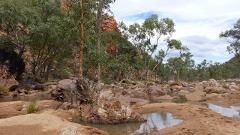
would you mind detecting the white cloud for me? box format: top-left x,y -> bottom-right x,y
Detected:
111,0 -> 240,63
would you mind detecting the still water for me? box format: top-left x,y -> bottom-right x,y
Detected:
74,112 -> 183,135
208,103 -> 240,118
0,93 -> 51,102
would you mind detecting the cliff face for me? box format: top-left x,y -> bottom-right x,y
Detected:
101,16 -> 117,56
101,16 -> 117,33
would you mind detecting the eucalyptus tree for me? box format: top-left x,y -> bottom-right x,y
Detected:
79,0 -> 84,80
95,0 -> 115,84
167,46 -> 194,82
127,14 -> 175,80
153,39 -> 182,71
0,0 -> 35,57
220,19 -> 240,58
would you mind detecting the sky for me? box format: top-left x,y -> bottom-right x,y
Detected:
110,0 -> 240,64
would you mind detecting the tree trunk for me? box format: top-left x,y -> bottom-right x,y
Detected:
79,0 -> 84,80
96,1 -> 104,85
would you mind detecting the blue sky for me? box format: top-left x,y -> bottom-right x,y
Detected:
110,0 -> 240,63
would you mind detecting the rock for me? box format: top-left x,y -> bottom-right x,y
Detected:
229,82 -> 239,91
0,112 -> 108,135
50,79 -> 78,101
99,90 -> 114,100
0,100 -> 61,118
97,108 -> 108,118
80,98 -> 144,124
202,79 -> 220,88
184,90 -> 206,102
12,91 -> 18,97
168,80 -> 176,86
0,66 -> 19,90
57,79 -> 77,91
101,16 -> 117,32
9,85 -> 19,91
149,85 -> 165,96
48,85 -> 57,92
60,102 -> 73,110
204,86 -> 227,94
209,79 -> 219,86
179,90 -> 190,95
0,78 -> 18,91
170,85 -> 183,92
121,90 -> 128,95
0,101 -> 24,118
31,83 -> 45,90
37,100 -> 62,111
130,91 -> 146,99
182,82 -> 188,87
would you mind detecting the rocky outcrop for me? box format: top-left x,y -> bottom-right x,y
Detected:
202,79 -> 220,88
204,86 -> 227,94
149,85 -> 165,96
101,16 -> 117,33
50,79 -> 94,104
0,100 -> 61,118
80,96 -> 144,124
0,111 -> 108,135
201,79 -> 228,94
0,66 -> 19,91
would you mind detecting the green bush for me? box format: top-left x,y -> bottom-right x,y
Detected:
0,85 -> 8,95
172,95 -> 188,103
26,101 -> 37,114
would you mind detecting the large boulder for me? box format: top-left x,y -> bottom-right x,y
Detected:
50,79 -> 78,101
57,79 -> 78,91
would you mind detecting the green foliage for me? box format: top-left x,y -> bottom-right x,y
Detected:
220,19 -> 240,56
0,85 -> 8,95
120,15 -> 176,80
26,101 -> 37,114
1,0 -> 239,83
172,95 -> 188,103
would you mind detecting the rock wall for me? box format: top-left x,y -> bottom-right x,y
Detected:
0,66 -> 18,90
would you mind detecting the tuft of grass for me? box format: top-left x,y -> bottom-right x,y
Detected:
172,95 -> 188,103
26,101 -> 37,114
0,85 -> 8,95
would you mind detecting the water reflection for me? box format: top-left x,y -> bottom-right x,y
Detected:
74,112 -> 183,135
208,103 -> 240,118
0,93 -> 51,102
134,112 -> 183,134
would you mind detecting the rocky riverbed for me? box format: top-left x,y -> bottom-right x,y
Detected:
0,78 -> 240,135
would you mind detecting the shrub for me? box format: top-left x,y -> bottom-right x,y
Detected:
0,85 -> 8,95
172,95 -> 188,103
26,101 -> 37,114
